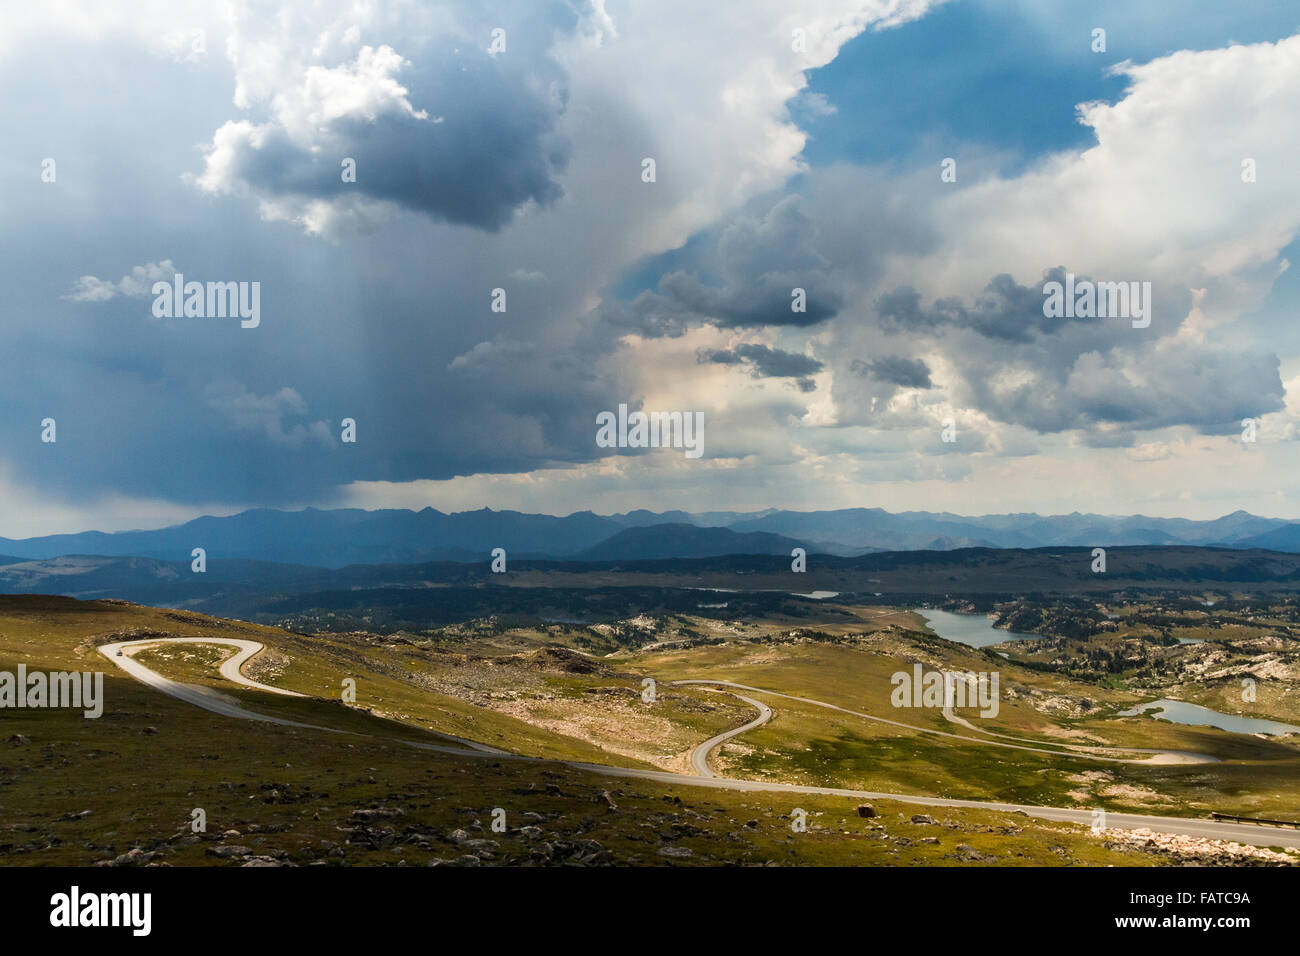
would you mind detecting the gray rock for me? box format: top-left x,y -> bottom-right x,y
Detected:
102,847 -> 150,867
461,838 -> 499,859
351,808 -> 402,821
657,846 -> 693,859
207,845 -> 252,859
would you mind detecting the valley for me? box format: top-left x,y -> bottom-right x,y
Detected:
1,589 -> 1297,868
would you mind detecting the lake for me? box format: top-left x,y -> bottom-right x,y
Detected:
916,608 -> 1041,649
1118,699 -> 1300,736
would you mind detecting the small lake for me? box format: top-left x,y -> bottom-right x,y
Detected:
916,608 -> 1041,649
1119,699 -> 1300,736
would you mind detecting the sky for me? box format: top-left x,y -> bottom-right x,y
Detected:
4,0 -> 1300,536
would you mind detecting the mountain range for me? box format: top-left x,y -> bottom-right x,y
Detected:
1,506 -> 1298,568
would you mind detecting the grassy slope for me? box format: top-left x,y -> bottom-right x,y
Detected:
640,629 -> 1300,819
0,596 -> 1171,866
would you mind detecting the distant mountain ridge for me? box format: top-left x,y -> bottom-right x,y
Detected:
0,506 -> 1296,568
575,524 -> 807,561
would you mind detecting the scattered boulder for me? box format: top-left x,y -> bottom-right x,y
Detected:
97,847 -> 151,867
351,808 -> 402,822
1097,827 -> 1299,866
207,845 -> 251,859
460,838 -> 499,859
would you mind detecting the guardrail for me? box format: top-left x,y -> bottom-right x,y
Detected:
1210,811 -> 1300,829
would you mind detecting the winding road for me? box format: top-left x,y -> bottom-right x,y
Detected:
99,637 -> 506,753
673,678 -> 1213,766
100,637 -> 310,726
687,689 -> 773,777
98,638 -> 1300,851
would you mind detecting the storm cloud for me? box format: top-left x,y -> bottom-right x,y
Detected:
194,13 -> 576,235
698,343 -> 824,391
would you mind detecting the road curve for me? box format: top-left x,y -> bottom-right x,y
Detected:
689,691 -> 772,778
672,679 -> 1212,765
98,636 -> 506,754
940,703 -> 1214,765
100,638 -> 311,727
98,637 -> 1300,850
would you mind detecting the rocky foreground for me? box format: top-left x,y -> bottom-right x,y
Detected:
1098,827 -> 1298,866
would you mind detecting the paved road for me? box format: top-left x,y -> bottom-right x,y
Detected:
688,690 -> 772,777
672,679 -> 1211,765
99,637 -> 1300,850
940,702 -> 1214,765
98,636 -> 506,754
565,759 -> 1300,848
100,638 -> 313,727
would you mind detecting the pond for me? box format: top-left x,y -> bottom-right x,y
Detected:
1118,698 -> 1300,736
916,608 -> 1040,649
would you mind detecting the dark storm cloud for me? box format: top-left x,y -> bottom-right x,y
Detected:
200,7 -> 578,233
603,195 -> 843,335
220,77 -> 568,232
877,269 -> 1099,343
850,355 -> 932,388
698,343 -> 824,391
